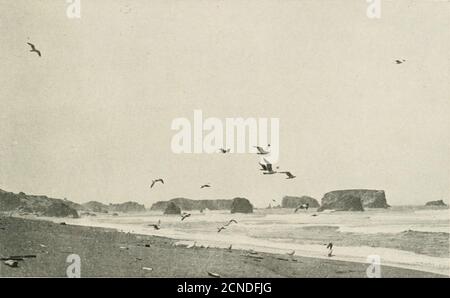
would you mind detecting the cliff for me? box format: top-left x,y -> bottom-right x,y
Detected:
281,196 -> 320,208
82,201 -> 146,213
0,188 -> 79,218
109,201 -> 146,213
230,197 -> 253,213
318,194 -> 364,212
150,198 -> 233,211
319,189 -> 389,209
425,200 -> 447,207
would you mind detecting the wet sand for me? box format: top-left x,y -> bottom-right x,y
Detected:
0,216 -> 445,278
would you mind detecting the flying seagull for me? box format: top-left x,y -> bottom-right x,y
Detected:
181,213 -> 191,221
261,158 -> 277,175
150,179 -> 164,188
294,203 -> 309,212
217,226 -> 226,233
254,145 -> 270,155
27,42 -> 41,57
148,220 -> 161,230
218,148 -> 231,154
279,171 -> 296,179
200,184 -> 211,189
395,59 -> 406,64
224,219 -> 237,226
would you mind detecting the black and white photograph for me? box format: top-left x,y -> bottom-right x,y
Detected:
0,0 -> 448,283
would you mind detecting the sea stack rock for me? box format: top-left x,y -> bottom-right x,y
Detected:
110,201 -> 146,213
319,189 -> 388,209
230,197 -> 253,214
43,202 -> 79,218
318,194 -> 364,212
281,196 -> 320,208
425,200 -> 447,207
164,202 -> 181,215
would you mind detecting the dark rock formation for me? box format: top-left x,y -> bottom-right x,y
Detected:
43,202 -> 79,218
109,202 -> 146,213
151,198 -> 233,211
318,194 -> 364,212
281,196 -> 320,208
82,201 -> 110,213
425,200 -> 447,207
164,202 -> 181,215
318,189 -> 388,209
82,201 -> 146,213
0,188 -> 80,218
230,197 -> 253,214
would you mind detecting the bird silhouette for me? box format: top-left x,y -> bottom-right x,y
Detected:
150,179 -> 164,188
217,226 -> 226,233
200,184 -> 211,189
218,148 -> 231,153
181,213 -> 191,221
148,220 -> 161,230
261,158 -> 277,175
254,145 -> 270,155
395,59 -> 406,64
224,219 -> 237,226
294,203 -> 309,212
279,171 -> 296,179
27,42 -> 41,57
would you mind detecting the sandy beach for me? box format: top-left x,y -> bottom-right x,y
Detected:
0,215 -> 446,278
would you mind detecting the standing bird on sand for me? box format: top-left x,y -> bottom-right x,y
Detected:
279,171 -> 296,179
27,42 -> 41,57
181,213 -> 191,221
294,203 -> 309,212
150,179 -> 164,188
326,242 -> 333,257
148,220 -> 161,230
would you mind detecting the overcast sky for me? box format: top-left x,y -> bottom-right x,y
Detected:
0,0 -> 449,207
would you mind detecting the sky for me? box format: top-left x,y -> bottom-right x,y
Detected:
0,0 -> 449,208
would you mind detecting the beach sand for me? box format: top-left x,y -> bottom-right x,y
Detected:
0,216 -> 445,278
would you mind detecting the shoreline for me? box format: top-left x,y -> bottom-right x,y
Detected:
0,216 -> 447,278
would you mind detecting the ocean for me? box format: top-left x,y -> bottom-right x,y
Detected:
53,206 -> 450,276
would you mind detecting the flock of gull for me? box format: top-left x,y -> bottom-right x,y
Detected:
24,41 -> 403,261
145,144 -> 336,257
